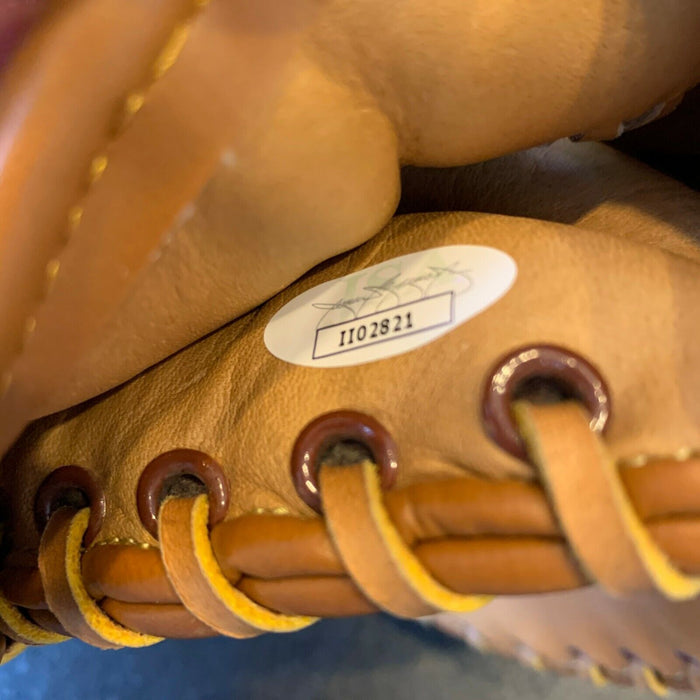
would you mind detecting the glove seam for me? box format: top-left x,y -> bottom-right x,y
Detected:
0,0 -> 211,403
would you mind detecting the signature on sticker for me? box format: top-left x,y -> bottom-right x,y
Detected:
311,262 -> 471,329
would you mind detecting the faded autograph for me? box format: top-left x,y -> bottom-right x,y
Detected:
312,262 -> 472,329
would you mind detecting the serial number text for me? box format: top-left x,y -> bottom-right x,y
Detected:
312,292 -> 454,360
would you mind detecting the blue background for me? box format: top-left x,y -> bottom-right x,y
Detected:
0,614 -> 654,699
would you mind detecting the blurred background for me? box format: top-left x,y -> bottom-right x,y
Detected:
0,614 -> 658,699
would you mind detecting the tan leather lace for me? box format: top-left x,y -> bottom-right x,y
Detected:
1,401 -> 700,693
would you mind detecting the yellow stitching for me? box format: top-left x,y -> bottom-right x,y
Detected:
94,538 -> 155,550
252,506 -> 290,516
622,454 -> 649,468
122,91 -> 146,123
21,317 -> 36,347
673,447 -> 696,461
515,643 -> 544,671
0,0 -> 210,402
618,449 -> 700,468
88,155 -> 108,184
67,205 -> 84,231
588,664 -> 608,688
641,665 -> 670,697
45,259 -> 60,282
152,23 -> 191,80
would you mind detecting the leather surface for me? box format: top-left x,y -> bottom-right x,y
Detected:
2,210 -> 700,678
399,139 -> 700,263
1,0 -> 699,456
5,211 -> 700,545
517,402 -> 659,595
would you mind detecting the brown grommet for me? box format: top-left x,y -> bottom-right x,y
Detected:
34,466 -> 105,547
291,410 -> 399,513
137,449 -> 230,540
482,345 -> 611,460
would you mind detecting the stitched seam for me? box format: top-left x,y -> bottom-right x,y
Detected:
93,538 -> 154,550
471,638 -> 677,694
0,0 -> 211,401
618,448 -> 700,468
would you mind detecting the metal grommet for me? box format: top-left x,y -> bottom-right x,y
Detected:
481,345 -> 611,461
34,466 -> 105,547
290,410 -> 399,513
137,449 -> 230,540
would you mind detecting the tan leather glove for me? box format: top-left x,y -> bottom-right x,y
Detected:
1,0 -> 699,456
1,1 -> 700,691
1,193 -> 700,693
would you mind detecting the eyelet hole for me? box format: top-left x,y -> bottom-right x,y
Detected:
291,410 -> 399,513
46,487 -> 89,515
159,474 -> 208,502
482,344 -> 611,461
318,439 -> 375,468
137,449 -> 230,540
34,466 -> 105,547
512,375 -> 580,405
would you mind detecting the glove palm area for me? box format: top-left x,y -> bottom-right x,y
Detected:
1,211 -> 700,694
1,0 -> 699,455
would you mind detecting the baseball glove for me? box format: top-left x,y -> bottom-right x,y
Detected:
1,177 -> 699,692
1,1 -> 700,695
1,0 -> 699,455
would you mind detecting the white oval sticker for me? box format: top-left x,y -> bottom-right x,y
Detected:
264,245 -> 517,368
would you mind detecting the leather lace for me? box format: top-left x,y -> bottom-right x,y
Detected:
1,402 -> 699,694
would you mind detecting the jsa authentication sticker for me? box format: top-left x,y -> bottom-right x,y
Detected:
264,245 -> 517,368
